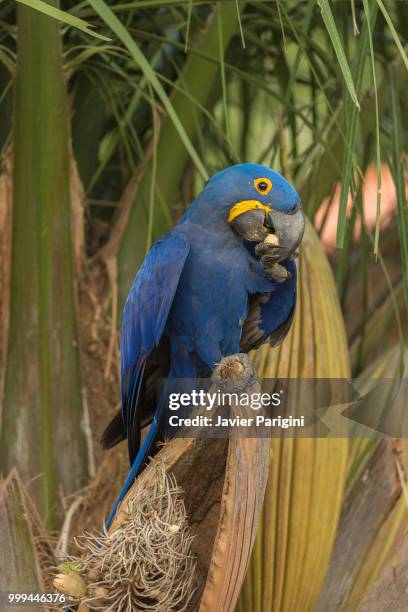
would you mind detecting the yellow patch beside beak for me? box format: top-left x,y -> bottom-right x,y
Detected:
228,200 -> 270,223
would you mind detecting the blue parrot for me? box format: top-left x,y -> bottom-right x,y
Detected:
103,163 -> 304,528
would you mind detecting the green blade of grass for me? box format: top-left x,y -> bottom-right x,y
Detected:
351,0 -> 360,35
376,0 -> 408,71
16,0 -> 111,41
217,7 -> 231,148
363,0 -> 381,255
317,0 -> 360,110
184,0 -> 193,52
146,85 -> 159,253
235,0 -> 246,48
335,196 -> 358,300
87,0 -> 208,181
276,0 -> 287,51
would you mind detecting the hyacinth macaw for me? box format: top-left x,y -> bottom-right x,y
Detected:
103,163 -> 305,527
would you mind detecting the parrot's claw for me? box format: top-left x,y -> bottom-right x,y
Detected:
260,257 -> 291,283
255,237 -> 293,282
255,241 -> 280,260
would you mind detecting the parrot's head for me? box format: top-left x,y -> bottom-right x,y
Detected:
198,163 -> 304,262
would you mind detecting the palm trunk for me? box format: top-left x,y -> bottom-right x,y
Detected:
0,0 -> 89,525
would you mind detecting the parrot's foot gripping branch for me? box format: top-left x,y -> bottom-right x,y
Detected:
212,353 -> 258,393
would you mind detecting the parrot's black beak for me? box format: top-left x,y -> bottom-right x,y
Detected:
263,206 -> 305,262
230,202 -> 305,261
230,208 -> 268,242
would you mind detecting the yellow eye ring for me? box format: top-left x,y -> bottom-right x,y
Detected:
254,177 -> 272,195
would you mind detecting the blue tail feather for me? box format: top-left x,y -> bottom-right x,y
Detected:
105,404 -> 162,530
105,366 -> 192,531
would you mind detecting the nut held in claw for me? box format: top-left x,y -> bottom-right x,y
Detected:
264,233 -> 279,245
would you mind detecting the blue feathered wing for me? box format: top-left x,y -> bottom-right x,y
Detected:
104,232 -> 190,528
120,232 -> 190,461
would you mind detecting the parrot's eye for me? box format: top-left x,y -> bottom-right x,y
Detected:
254,177 -> 272,195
